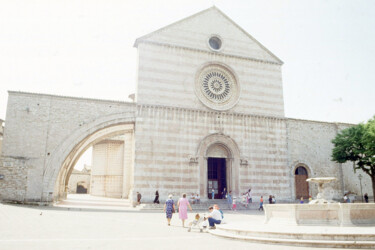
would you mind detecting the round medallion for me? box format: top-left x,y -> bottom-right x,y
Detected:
195,64 -> 239,111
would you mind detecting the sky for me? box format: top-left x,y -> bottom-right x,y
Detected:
1,0 -> 375,168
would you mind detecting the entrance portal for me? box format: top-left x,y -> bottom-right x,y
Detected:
295,166 -> 309,199
207,157 -> 226,199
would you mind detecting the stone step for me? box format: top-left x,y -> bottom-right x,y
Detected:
139,202 -> 261,210
209,229 -> 375,249
216,225 -> 375,241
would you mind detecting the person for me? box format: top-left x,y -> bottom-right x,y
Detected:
196,193 -> 200,204
232,197 -> 237,211
245,192 -> 249,208
211,189 -> 215,200
259,196 -> 264,211
241,193 -> 247,207
153,190 -> 159,204
207,206 -> 222,229
137,192 -> 142,205
164,194 -> 175,226
309,195 -> 312,202
222,187 -> 227,199
268,195 -> 273,204
300,196 -> 304,204
343,194 -> 348,203
227,191 -> 232,209
189,193 -> 196,204
272,195 -> 276,204
248,189 -> 252,203
364,193 -> 369,203
214,204 -> 224,219
177,193 -> 192,227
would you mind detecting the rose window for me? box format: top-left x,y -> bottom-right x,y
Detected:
195,64 -> 240,111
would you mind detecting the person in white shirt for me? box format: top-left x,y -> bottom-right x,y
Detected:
196,193 -> 200,204
207,206 -> 222,229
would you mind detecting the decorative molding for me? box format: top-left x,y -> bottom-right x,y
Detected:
240,159 -> 248,166
136,40 -> 282,65
136,104 -> 286,121
189,156 -> 199,164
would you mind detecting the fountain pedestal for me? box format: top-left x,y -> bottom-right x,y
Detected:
264,203 -> 375,226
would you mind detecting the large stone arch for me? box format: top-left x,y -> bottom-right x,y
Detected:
42,112 -> 136,202
196,133 -> 241,198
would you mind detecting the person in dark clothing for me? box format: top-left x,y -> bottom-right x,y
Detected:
364,193 -> 369,203
137,192 -> 142,205
268,195 -> 273,204
154,190 -> 160,204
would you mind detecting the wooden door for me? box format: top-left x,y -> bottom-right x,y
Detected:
295,166 -> 309,199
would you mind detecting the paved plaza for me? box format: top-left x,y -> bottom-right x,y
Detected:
1,200 -> 367,250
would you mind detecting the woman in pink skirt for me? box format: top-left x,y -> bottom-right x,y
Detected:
177,193 -> 192,227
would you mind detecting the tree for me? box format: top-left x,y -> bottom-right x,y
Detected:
331,116 -> 375,202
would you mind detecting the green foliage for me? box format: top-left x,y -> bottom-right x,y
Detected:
331,116 -> 375,175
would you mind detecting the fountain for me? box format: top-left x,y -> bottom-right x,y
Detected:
306,177 -> 337,204
263,177 -> 375,226
210,178 -> 375,248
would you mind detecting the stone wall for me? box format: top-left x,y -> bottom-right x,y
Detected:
134,105 -> 289,202
287,119 -> 372,201
0,91 -> 136,202
68,168 -> 91,194
0,120 -> 3,156
136,43 -> 284,117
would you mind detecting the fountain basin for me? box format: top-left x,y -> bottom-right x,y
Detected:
264,203 -> 375,226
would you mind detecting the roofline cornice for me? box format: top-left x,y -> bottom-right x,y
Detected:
286,117 -> 355,126
7,91 -> 136,106
135,40 -> 283,66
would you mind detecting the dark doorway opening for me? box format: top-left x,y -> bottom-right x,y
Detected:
295,166 -> 309,199
207,157 -> 226,199
76,184 -> 88,194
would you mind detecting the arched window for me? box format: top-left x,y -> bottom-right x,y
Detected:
295,166 -> 308,175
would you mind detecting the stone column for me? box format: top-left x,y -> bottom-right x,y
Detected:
226,158 -> 231,193
122,130 -> 134,199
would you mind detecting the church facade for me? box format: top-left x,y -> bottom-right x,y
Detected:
0,7 -> 371,204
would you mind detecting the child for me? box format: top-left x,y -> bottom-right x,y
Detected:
300,196 -> 304,204
232,197 -> 237,211
259,196 -> 264,211
188,213 -> 200,227
188,213 -> 204,232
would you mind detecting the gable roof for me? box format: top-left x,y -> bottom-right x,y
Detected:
134,6 -> 283,65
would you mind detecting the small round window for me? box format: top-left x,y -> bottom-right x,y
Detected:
208,36 -> 222,51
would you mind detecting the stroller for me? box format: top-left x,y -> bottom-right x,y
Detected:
187,213 -> 207,232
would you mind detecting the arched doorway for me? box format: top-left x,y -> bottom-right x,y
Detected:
196,133 -> 241,199
206,144 -> 229,199
76,181 -> 88,194
295,166 -> 309,199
